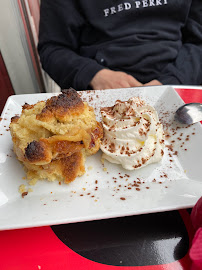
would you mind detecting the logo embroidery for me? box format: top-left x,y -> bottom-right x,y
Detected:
103,0 -> 168,17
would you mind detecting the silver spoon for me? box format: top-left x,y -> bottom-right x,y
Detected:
175,103 -> 202,125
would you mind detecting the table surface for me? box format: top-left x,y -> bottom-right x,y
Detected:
0,86 -> 202,270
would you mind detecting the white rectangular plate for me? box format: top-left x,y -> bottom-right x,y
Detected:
0,86 -> 202,230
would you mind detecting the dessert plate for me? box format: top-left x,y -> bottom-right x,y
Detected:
0,86 -> 202,230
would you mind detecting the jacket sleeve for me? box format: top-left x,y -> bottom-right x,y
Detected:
38,0 -> 104,90
158,0 -> 202,85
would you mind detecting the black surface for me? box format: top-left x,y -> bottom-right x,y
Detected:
51,210 -> 189,266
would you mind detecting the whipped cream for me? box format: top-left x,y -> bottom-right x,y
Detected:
100,97 -> 165,170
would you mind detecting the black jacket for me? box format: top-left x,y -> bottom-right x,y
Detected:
38,0 -> 202,90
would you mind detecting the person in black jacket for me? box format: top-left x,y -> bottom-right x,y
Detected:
38,0 -> 202,91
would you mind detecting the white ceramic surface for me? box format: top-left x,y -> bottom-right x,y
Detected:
0,86 -> 202,230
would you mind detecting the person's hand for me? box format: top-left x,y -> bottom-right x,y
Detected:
144,80 -> 162,86
90,69 -> 143,90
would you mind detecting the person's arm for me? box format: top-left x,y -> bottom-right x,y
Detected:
157,0 -> 202,85
38,0 -> 104,90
